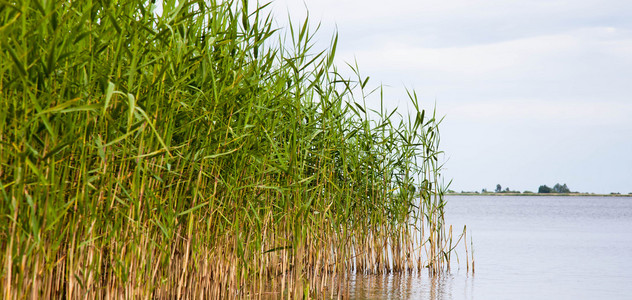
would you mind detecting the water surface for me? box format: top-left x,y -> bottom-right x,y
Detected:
348,195 -> 632,299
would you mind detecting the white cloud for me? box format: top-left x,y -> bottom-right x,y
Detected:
443,99 -> 632,125
340,34 -> 580,76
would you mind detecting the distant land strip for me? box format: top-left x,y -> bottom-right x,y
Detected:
447,192 -> 632,197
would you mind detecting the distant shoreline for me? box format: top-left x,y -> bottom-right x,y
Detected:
447,192 -> 632,197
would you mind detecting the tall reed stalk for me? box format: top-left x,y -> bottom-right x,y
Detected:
0,0 -> 462,298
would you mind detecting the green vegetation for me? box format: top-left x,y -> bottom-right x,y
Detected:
539,183 -> 571,193
0,0 -> 461,298
488,184 -> 520,194
448,183 -> 630,197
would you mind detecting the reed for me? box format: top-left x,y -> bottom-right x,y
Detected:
0,0 -> 462,298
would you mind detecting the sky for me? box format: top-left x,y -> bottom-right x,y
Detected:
262,0 -> 632,194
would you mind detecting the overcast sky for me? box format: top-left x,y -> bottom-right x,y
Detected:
263,0 -> 632,194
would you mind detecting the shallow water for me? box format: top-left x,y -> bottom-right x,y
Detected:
347,195 -> 632,299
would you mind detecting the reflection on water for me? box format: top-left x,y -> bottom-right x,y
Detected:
348,272 -> 474,300
346,196 -> 632,299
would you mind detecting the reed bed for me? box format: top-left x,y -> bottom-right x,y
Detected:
0,0 -> 466,298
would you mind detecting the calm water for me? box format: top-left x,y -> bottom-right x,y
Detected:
348,195 -> 632,299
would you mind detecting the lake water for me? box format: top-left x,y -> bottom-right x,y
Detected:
348,195 -> 632,299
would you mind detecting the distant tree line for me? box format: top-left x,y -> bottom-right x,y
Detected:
538,183 -> 571,193
477,183 -> 573,194
471,183 -> 630,195
483,184 -> 521,193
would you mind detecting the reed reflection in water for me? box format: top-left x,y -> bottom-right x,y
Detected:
348,272 -> 474,300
